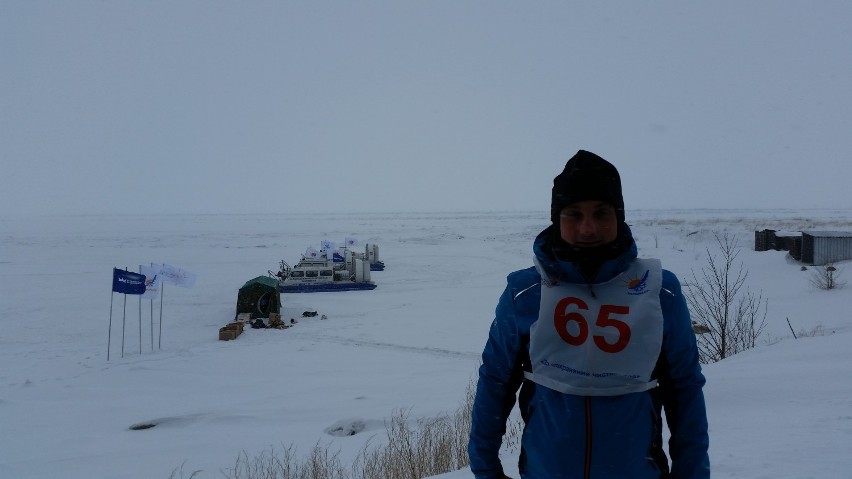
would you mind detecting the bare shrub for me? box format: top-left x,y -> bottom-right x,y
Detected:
798,324 -> 826,338
218,381 -> 478,479
809,263 -> 845,290
501,413 -> 523,456
306,443 -> 346,479
685,232 -> 768,363
453,379 -> 475,469
354,381 -> 475,479
224,443 -> 343,479
168,461 -> 202,479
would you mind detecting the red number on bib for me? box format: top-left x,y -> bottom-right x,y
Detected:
553,297 -> 589,346
593,305 -> 631,353
553,298 -> 631,353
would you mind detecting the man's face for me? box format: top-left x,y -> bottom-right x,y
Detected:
559,200 -> 619,247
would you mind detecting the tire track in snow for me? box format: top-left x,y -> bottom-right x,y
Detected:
293,332 -> 481,361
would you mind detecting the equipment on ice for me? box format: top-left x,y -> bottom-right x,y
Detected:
271,251 -> 376,293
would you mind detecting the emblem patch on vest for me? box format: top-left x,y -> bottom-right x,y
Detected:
623,269 -> 650,295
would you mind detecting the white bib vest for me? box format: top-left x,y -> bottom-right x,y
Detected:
525,258 -> 664,396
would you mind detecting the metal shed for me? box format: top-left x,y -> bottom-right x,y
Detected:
800,231 -> 852,265
754,229 -> 801,253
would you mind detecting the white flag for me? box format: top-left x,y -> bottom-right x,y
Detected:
345,237 -> 358,247
158,263 -> 197,288
305,246 -> 320,259
140,264 -> 161,299
320,240 -> 337,259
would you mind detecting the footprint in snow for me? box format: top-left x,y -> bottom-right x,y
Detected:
324,418 -> 383,437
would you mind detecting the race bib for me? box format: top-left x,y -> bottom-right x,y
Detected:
525,258 -> 663,396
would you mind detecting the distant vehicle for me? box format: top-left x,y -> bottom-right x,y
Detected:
325,241 -> 385,271
271,254 -> 376,293
363,243 -> 385,271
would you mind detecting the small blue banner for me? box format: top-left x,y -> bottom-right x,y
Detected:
112,268 -> 147,295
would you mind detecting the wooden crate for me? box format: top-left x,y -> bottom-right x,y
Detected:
219,322 -> 244,341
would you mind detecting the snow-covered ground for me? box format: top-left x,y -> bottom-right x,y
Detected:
1,209 -> 851,479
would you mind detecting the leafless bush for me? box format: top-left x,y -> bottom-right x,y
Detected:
354,381 -> 475,479
501,414 -> 523,455
218,381 -> 478,479
685,232 -> 768,363
169,461 -> 202,479
223,443 -> 344,479
798,324 -> 826,338
809,263 -> 845,290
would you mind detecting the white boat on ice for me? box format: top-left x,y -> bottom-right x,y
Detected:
272,253 -> 376,293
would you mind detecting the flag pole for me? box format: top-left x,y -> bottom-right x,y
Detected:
107,290 -> 114,361
150,299 -> 154,352
109,267 -> 148,358
143,263 -> 155,351
158,281 -> 165,350
137,265 -> 142,354
121,291 -> 127,358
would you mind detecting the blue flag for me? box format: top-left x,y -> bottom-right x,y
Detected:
112,268 -> 147,295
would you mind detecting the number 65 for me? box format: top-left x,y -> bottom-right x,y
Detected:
553,297 -> 631,353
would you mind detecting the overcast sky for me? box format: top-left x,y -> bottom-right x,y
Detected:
3,1 -> 851,217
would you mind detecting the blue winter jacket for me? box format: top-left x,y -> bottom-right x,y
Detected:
469,225 -> 709,479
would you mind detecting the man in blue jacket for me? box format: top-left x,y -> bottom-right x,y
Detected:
469,150 -> 709,478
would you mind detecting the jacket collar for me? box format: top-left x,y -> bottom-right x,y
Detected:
533,223 -> 637,284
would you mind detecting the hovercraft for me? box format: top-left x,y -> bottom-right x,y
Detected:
272,255 -> 376,293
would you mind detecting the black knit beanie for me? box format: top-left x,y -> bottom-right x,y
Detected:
550,150 -> 625,224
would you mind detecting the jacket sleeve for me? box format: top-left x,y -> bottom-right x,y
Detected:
468,281 -> 527,479
660,270 -> 711,479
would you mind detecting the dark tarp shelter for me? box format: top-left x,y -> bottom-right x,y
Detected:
236,276 -> 281,319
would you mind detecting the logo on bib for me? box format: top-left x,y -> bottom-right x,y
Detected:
623,269 -> 650,295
